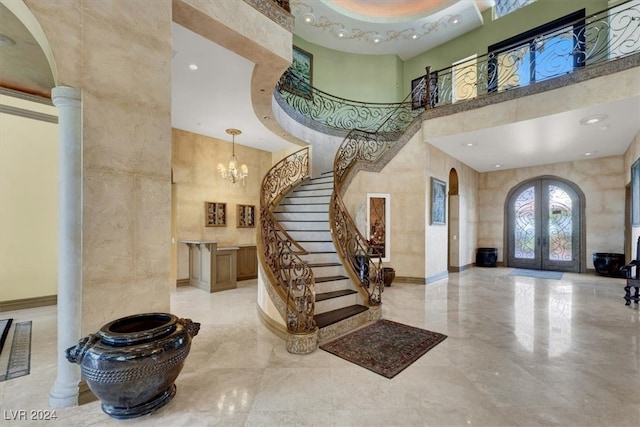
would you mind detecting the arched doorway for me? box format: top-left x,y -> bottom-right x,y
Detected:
448,168 -> 459,271
505,176 -> 584,273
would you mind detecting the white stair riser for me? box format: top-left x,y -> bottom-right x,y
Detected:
279,221 -> 330,231
300,241 -> 335,252
314,277 -> 352,293
288,230 -> 332,241
282,196 -> 331,205
274,211 -> 328,221
291,188 -> 333,197
307,177 -> 333,185
315,293 -> 359,314
275,204 -> 328,213
310,265 -> 345,277
299,252 -> 340,264
298,184 -> 333,192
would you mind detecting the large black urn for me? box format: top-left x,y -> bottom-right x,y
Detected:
66,313 -> 200,419
592,253 -> 625,277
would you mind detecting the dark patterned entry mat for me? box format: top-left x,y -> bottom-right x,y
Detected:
0,321 -> 32,381
320,319 -> 447,379
0,318 -> 13,355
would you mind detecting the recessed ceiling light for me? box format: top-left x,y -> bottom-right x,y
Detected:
494,164 -> 502,168
411,34 -> 419,40
463,142 -> 478,147
336,29 -> 349,38
372,34 -> 384,44
449,15 -> 463,25
580,114 -> 608,125
584,150 -> 598,156
188,64 -> 198,71
302,13 -> 315,24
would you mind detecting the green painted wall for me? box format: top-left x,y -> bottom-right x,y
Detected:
293,1 -> 611,102
403,0 -> 609,93
293,35 -> 405,103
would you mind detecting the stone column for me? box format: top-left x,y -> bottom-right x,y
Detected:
49,86 -> 82,408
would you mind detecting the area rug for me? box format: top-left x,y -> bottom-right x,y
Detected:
0,318 -> 13,355
509,269 -> 563,280
0,321 -> 32,382
320,319 -> 447,379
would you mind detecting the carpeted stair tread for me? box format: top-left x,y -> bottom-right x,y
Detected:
315,305 -> 369,329
316,289 -> 357,302
315,275 -> 349,283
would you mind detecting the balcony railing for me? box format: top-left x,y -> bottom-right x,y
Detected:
276,0 -> 639,130
422,0 -> 640,109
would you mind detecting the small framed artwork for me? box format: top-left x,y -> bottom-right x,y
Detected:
282,45 -> 313,99
205,202 -> 226,227
237,204 -> 256,228
366,193 -> 391,262
430,178 -> 446,225
632,158 -> 640,226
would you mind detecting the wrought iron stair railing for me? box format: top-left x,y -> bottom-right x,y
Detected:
329,82 -> 427,306
257,147 -> 316,335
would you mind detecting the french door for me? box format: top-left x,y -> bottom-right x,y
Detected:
507,178 -> 582,272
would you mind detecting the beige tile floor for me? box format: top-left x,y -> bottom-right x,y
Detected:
1,267 -> 639,426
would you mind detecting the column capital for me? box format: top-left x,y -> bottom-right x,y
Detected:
52,86 -> 81,108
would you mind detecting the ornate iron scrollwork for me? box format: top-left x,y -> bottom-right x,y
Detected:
259,148 -> 316,334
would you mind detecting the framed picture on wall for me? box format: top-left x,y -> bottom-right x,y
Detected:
366,193 -> 391,262
205,202 -> 226,227
281,46 -> 313,99
632,158 -> 640,226
430,177 -> 446,225
237,204 -> 255,228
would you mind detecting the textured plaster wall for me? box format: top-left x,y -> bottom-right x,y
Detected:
478,156 -> 625,269
25,0 -> 173,333
172,128 -> 272,279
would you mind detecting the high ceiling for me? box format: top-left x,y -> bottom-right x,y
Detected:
290,0 -> 490,59
1,1 -> 639,173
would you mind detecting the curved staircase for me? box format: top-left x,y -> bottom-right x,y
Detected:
274,172 -> 372,343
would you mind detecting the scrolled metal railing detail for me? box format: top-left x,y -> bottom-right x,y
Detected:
329,80 -> 428,306
277,69 -> 416,133
427,1 -> 640,108
259,148 -> 316,334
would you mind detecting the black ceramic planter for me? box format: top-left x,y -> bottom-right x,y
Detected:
66,313 -> 200,419
592,253 -> 625,277
382,267 -> 395,286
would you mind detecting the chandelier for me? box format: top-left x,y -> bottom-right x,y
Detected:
217,128 -> 248,185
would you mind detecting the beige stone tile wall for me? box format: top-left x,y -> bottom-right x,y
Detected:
26,0 -> 173,333
478,156 -> 625,270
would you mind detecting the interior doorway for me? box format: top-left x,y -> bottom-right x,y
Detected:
506,176 -> 584,272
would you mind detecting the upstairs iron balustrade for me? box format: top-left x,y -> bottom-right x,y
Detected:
276,70 -> 425,135
426,1 -> 639,108
276,1 -> 639,128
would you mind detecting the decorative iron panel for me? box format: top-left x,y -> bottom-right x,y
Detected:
547,184 -> 573,261
514,186 -> 536,259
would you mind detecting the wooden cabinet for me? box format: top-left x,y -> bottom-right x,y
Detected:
180,241 -> 237,292
237,245 -> 258,281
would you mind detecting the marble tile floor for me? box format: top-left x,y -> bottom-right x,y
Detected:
1,268 -> 639,426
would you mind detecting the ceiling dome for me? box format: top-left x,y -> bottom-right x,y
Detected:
322,0 -> 457,23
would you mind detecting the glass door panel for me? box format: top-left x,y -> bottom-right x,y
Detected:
508,178 -> 581,272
